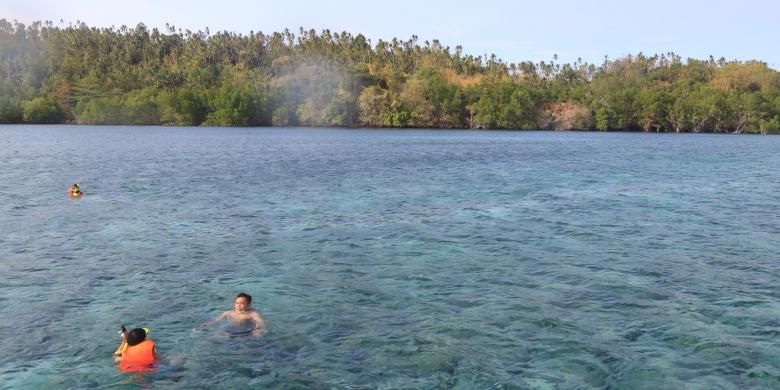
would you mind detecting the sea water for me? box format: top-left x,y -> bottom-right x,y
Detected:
0,126 -> 778,389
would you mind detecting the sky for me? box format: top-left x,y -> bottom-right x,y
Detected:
2,0 -> 778,69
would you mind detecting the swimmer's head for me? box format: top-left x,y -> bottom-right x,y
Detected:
234,292 -> 252,312
125,328 -> 149,346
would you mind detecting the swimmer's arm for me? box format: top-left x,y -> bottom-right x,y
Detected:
197,311 -> 230,329
250,312 -> 266,335
113,345 -> 125,363
113,333 -> 127,356
113,333 -> 127,361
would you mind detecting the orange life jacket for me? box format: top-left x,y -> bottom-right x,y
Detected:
69,188 -> 81,197
119,339 -> 157,372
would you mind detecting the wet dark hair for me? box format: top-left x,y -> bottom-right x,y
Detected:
125,328 -> 147,346
235,292 -> 252,304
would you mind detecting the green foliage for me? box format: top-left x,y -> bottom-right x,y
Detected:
637,88 -> 673,131
203,86 -> 268,127
158,89 -> 198,126
358,86 -> 389,127
0,18 -> 778,133
74,97 -> 124,124
394,67 -> 467,128
772,96 -> 780,116
469,80 -> 536,129
22,96 -> 65,123
759,116 -> 780,134
595,106 -> 615,131
124,88 -> 160,125
382,100 -> 413,127
270,87 -> 297,127
321,90 -> 355,127
0,96 -> 23,123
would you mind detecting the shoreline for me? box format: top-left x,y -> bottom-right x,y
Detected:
0,123 -> 776,135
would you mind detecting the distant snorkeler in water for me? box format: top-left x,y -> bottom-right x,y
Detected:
113,326 -> 159,372
199,292 -> 266,336
69,183 -> 83,197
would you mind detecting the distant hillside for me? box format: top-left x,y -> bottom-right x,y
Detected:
1,19 -> 778,133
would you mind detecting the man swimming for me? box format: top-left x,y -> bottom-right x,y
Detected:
201,292 -> 266,336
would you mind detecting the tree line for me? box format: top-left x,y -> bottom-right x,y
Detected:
1,19 -> 779,133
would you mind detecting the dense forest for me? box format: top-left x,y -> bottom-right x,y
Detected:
1,19 -> 779,133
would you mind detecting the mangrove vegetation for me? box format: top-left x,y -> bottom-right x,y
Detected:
1,19 -> 779,133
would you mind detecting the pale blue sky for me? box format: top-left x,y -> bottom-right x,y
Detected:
2,0 -> 778,69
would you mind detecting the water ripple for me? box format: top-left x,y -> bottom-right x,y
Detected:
0,126 -> 779,388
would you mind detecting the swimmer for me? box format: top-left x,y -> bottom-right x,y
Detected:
199,292 -> 266,336
113,326 -> 159,372
69,183 -> 83,197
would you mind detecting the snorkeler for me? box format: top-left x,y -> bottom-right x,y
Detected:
200,292 -> 266,336
113,326 -> 159,372
68,183 -> 82,197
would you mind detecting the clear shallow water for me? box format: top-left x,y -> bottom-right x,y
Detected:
0,125 -> 778,389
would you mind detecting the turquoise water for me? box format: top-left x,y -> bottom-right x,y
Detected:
0,125 -> 778,389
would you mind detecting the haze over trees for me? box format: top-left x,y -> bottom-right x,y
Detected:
1,19 -> 779,133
